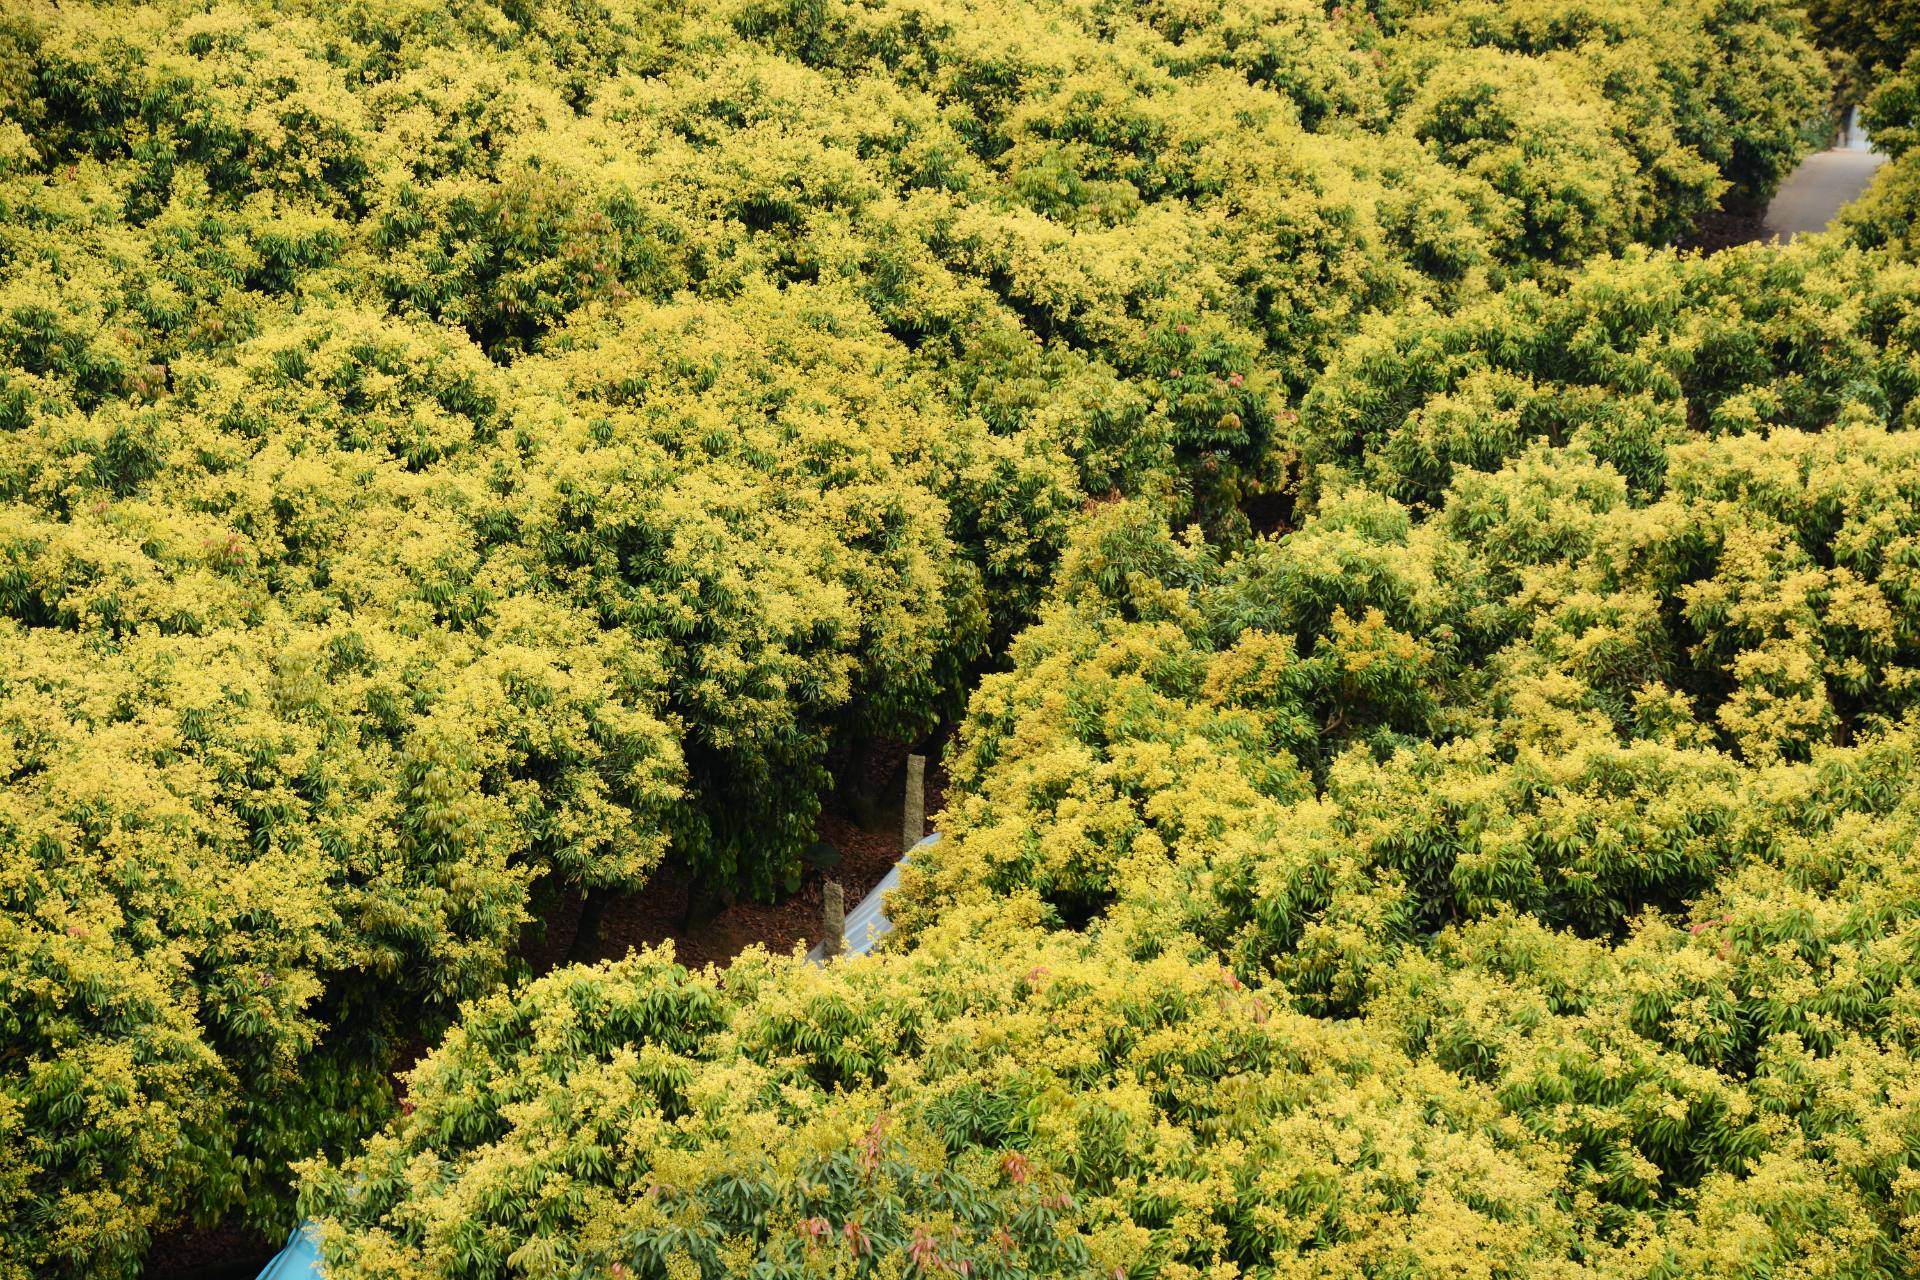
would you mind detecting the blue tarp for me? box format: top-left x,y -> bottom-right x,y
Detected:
255,1223 -> 322,1279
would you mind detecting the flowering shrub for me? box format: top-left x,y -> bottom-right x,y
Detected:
881,239 -> 1920,1275
301,926 -> 1584,1280
0,0 -> 1843,1273
1842,52 -> 1920,258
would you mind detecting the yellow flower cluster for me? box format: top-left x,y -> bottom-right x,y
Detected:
0,0 -> 1848,1274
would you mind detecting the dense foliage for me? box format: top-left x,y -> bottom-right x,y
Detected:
0,0 -> 1849,1276
303,928 -> 1594,1280
1806,0 -> 1919,82
308,731 -> 1920,1278
1841,50 -> 1920,256
888,233 -> 1920,1273
303,237 -> 1920,1277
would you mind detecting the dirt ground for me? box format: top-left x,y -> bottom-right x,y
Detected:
1678,206 -> 1772,254
144,1223 -> 282,1280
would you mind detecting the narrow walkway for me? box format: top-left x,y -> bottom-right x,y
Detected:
1763,148 -> 1887,241
806,832 -> 940,963
1681,111 -> 1886,253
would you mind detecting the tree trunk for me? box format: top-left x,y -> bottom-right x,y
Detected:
567,886 -> 613,964
840,733 -> 886,831
682,876 -> 731,931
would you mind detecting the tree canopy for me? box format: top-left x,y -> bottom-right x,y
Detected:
0,0 -> 1859,1277
309,234 -> 1920,1280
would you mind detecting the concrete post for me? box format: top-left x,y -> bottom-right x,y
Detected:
822,881 -> 844,959
902,753 -> 926,852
